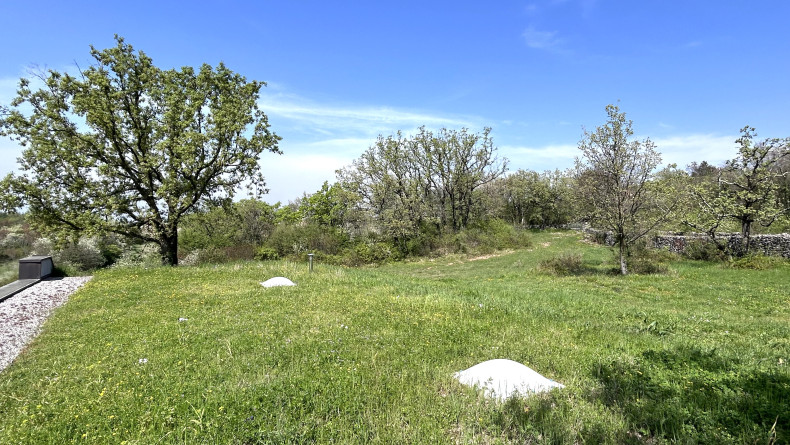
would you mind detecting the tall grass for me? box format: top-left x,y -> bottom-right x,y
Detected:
0,231 -> 787,443
0,261 -> 17,287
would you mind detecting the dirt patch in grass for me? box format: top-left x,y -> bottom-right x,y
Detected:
468,250 -> 513,261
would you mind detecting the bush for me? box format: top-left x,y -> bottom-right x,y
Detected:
429,219 -> 533,257
627,242 -> 673,275
0,223 -> 37,261
540,252 -> 585,276
220,244 -> 256,261
729,254 -> 785,270
180,247 -> 230,266
112,243 -> 161,268
682,239 -> 726,261
628,258 -> 669,275
254,246 -> 279,261
346,241 -> 397,265
33,238 -> 106,272
453,219 -> 532,254
262,223 -> 348,258
0,231 -> 27,250
60,242 -> 107,271
403,230 -> 439,257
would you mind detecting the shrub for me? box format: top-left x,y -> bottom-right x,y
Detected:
348,241 -> 397,265
485,218 -> 533,249
403,230 -> 439,257
58,241 -> 107,271
729,254 -> 784,270
0,231 -> 27,250
263,223 -> 348,258
180,247 -> 230,266
430,219 -> 533,257
0,224 -> 37,261
628,258 -> 669,275
254,246 -> 279,261
587,230 -> 615,246
540,252 -> 585,276
32,238 -> 106,272
682,239 -> 727,261
97,240 -> 124,265
622,241 -> 673,275
113,243 -> 161,268
220,244 -> 255,261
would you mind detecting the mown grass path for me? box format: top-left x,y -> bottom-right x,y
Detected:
1,231 -> 788,443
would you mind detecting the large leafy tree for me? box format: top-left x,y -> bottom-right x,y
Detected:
415,127 -> 507,230
575,104 -> 676,275
337,127 -> 507,245
0,36 -> 281,265
337,130 -> 435,244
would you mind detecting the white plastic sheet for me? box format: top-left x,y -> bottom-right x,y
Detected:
454,359 -> 564,401
260,277 -> 296,288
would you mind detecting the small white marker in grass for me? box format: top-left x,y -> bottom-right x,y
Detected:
454,359 -> 564,401
260,277 -> 296,288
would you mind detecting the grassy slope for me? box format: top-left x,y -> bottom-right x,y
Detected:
0,261 -> 17,287
0,231 -> 788,444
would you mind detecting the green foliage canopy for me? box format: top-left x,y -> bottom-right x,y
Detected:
494,169 -> 575,228
299,181 -> 361,230
575,104 -> 678,275
684,127 -> 789,254
0,36 -> 281,265
338,127 -> 507,243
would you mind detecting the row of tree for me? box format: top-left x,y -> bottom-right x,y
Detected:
1,37 -> 788,273
571,106 -> 787,273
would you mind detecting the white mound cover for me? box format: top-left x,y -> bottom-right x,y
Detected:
454,359 -> 564,401
260,277 -> 296,288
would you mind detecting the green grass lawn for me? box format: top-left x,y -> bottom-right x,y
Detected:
1,231 -> 788,444
0,261 -> 17,287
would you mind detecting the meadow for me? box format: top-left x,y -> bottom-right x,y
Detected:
0,261 -> 16,287
0,231 -> 787,444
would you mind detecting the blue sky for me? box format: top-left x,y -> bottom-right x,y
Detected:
1,1 -> 788,203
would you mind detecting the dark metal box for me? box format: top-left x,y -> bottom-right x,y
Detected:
19,255 -> 54,279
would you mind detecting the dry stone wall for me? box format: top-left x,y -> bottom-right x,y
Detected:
582,227 -> 790,258
653,233 -> 790,258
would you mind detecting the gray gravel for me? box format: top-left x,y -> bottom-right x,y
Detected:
0,276 -> 92,373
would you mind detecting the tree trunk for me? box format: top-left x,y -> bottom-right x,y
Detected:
618,236 -> 628,275
158,230 -> 179,266
741,219 -> 752,256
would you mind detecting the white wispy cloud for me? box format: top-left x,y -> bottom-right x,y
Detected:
255,92 -> 491,200
259,147 -> 361,204
522,26 -> 563,50
3,75 -> 743,203
651,134 -> 738,169
501,133 -> 740,175
502,143 -> 579,172
258,91 -> 479,140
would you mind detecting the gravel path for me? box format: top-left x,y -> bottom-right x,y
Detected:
0,276 -> 92,373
